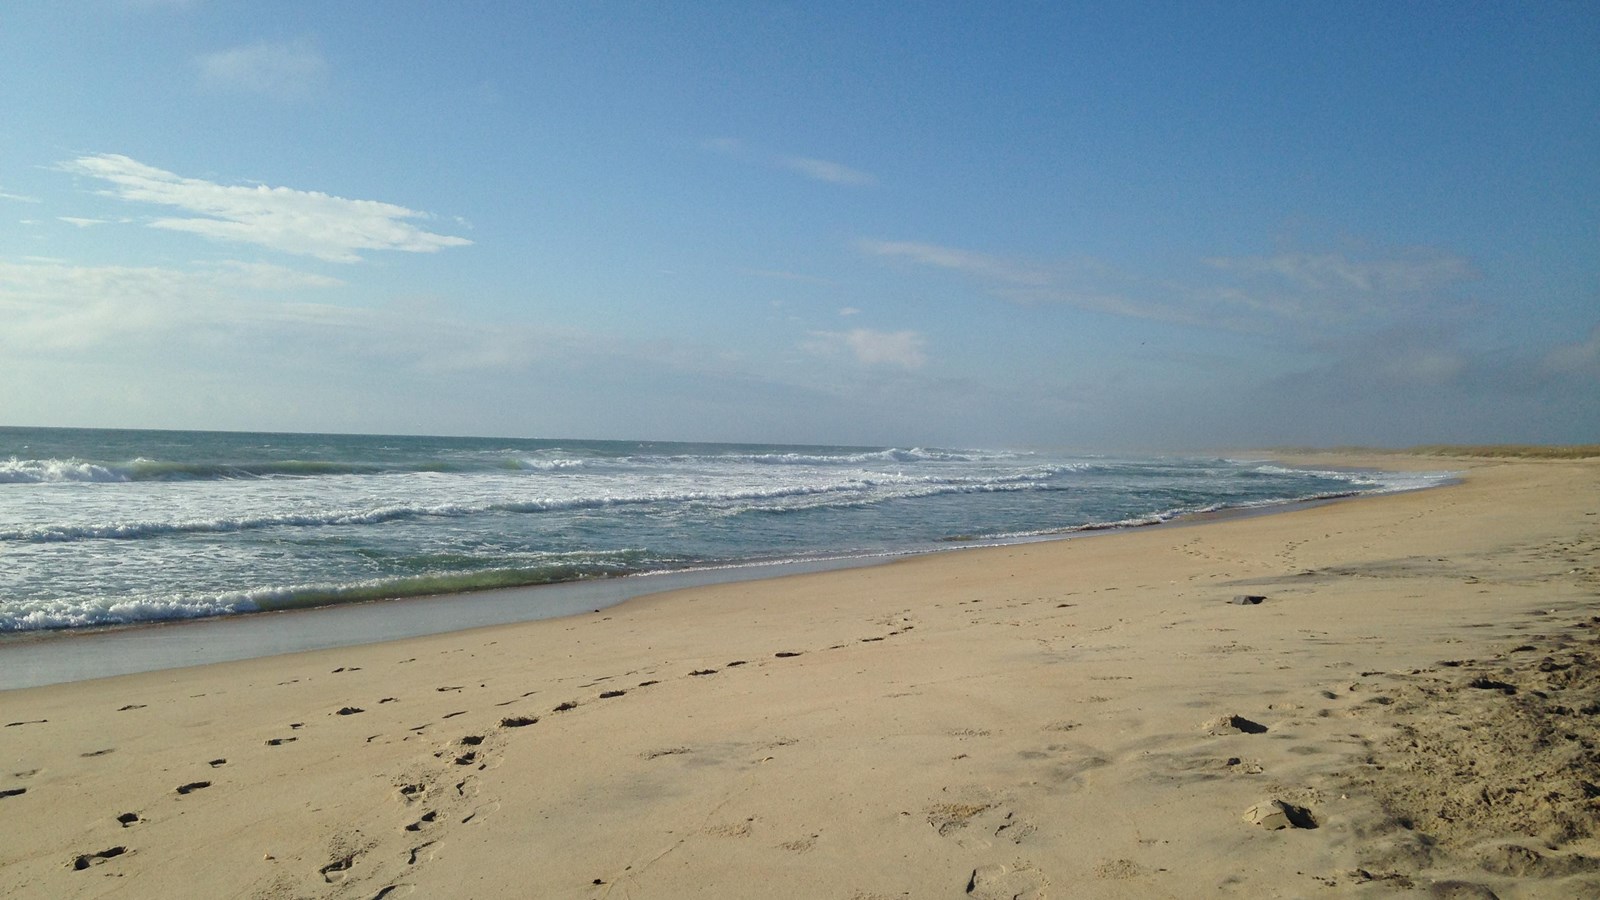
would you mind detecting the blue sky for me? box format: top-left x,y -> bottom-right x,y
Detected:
2,1 -> 1596,449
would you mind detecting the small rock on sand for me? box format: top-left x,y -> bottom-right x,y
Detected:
1207,714 -> 1268,735
1242,799 -> 1317,830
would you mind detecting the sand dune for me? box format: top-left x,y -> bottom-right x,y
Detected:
2,453 -> 1597,898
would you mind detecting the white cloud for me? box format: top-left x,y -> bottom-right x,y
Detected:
197,38 -> 329,100
0,189 -> 41,203
0,258 -> 584,377
705,138 -> 876,187
746,268 -> 835,285
1202,250 -> 1476,297
863,237 -> 1478,333
58,153 -> 472,262
838,306 -> 860,317
857,239 -> 1051,286
778,156 -> 877,186
1542,325 -> 1600,378
59,217 -> 110,228
0,259 -> 342,351
804,328 -> 927,369
199,260 -> 345,290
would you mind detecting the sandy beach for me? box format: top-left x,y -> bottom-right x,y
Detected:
2,452 -> 1597,899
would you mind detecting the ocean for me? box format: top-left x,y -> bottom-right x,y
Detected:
0,427 -> 1450,635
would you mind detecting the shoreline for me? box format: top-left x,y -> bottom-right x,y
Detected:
3,452 -> 1596,898
0,463 -> 1440,691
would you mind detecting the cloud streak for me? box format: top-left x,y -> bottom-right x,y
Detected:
705,138 -> 876,187
861,237 -> 1478,334
777,156 -> 877,186
857,239 -> 1051,286
197,38 -> 329,100
58,154 -> 472,262
804,328 -> 927,369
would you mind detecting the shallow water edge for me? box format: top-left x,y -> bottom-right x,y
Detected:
0,480 -> 1443,691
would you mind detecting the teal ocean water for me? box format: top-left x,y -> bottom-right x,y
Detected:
0,427 -> 1450,632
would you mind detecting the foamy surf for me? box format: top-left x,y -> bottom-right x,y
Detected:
0,427 -> 1454,632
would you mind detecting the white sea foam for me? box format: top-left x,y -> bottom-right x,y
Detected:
0,592 -> 260,631
0,457 -> 128,483
0,471 -> 1072,543
0,429 -> 1460,634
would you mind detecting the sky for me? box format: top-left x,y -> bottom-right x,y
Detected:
2,1 -> 1596,450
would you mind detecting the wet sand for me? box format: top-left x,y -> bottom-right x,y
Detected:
2,452 -> 1597,898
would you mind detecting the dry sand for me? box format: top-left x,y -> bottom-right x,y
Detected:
2,453 -> 1598,899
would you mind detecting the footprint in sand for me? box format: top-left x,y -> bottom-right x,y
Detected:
927,801 -> 993,837
966,862 -> 1048,899
71,847 -> 127,870
406,841 -> 435,865
1,788 -> 26,799
1092,857 -> 1147,879
176,781 -> 211,795
319,854 -> 355,883
117,812 -> 140,827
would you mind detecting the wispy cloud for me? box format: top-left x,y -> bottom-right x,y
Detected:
197,38 -> 329,100
705,138 -> 876,187
777,156 -> 877,186
745,268 -> 836,285
861,237 -> 1478,334
1202,250 -> 1476,300
804,328 -> 927,369
1543,325 -> 1600,378
0,259 -> 341,352
0,189 -> 41,204
857,239 -> 1051,286
0,258 -> 577,379
58,154 -> 472,262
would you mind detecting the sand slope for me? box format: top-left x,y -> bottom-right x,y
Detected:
2,455 -> 1597,899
